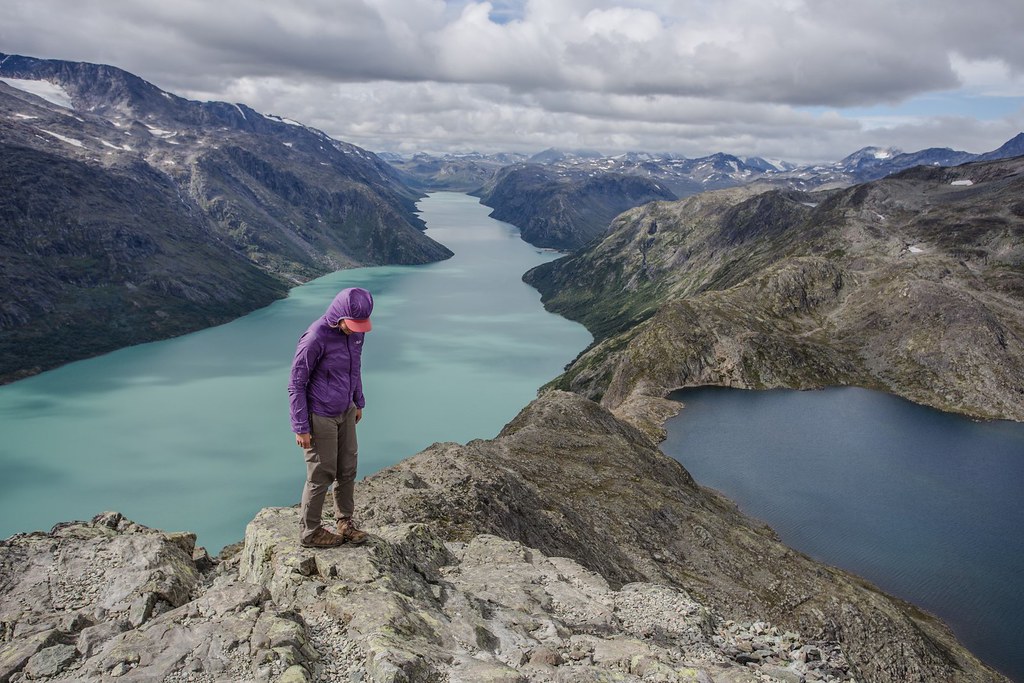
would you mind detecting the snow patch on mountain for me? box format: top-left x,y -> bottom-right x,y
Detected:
144,123 -> 177,139
264,114 -> 303,127
41,129 -> 83,147
100,139 -> 131,151
0,77 -> 73,109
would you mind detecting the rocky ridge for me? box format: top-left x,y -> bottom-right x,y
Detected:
525,156 -> 1024,429
0,392 -> 1007,682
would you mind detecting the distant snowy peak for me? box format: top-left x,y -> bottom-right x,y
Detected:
744,156 -> 795,172
402,151 -> 527,165
397,132 -> 1022,200
528,147 -> 604,164
376,151 -> 406,163
839,146 -> 903,165
611,151 -> 659,162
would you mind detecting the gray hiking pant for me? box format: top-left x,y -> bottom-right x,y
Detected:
300,404 -> 358,542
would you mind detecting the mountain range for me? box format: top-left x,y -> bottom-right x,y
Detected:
3,50 -> 1021,392
392,134 -> 1023,252
0,53 -> 452,382
387,151 -> 528,193
394,135 -> 1024,198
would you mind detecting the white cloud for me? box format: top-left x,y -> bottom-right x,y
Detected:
950,55 -> 1024,98
582,7 -> 663,42
1,0 -> 1022,162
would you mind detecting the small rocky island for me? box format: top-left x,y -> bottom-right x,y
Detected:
0,392 -> 1006,682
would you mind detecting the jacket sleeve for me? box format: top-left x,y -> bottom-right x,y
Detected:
288,332 -> 321,434
353,334 -> 365,409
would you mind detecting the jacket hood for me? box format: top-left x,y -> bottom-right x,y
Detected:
325,287 -> 374,326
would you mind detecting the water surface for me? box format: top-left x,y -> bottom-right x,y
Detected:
662,386 -> 1024,681
0,193 -> 591,551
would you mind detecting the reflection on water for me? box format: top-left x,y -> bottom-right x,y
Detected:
0,193 -> 591,552
662,385 -> 1024,682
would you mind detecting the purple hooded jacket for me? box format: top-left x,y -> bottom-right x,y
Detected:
288,287 -> 374,434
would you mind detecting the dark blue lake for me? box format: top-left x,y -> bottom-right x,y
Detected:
662,386 -> 1024,682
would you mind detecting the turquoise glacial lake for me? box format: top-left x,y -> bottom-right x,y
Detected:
0,192 -> 591,553
662,386 -> 1024,682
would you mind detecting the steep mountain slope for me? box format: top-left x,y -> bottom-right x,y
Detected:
0,143 -> 288,381
0,54 -> 452,381
525,156 -> 1024,427
476,164 -> 676,250
470,138 -> 1022,253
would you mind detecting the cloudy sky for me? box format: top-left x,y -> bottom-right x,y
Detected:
3,0 -> 1023,162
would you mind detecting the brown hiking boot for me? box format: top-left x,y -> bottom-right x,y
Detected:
300,527 -> 344,548
336,517 -> 368,545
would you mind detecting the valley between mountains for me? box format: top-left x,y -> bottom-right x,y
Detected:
1,53 -> 1022,683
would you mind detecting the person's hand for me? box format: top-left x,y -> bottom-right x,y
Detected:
295,432 -> 312,449
355,408 -> 363,424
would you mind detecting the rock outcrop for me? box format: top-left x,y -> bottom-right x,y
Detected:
0,393 -> 1007,682
0,511 -> 278,682
0,510 -> 852,683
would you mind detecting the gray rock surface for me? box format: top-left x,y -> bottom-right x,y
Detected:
23,644 -> 76,678
1,507 -> 852,683
0,394 -> 1008,682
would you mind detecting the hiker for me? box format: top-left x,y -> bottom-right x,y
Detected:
288,287 -> 373,548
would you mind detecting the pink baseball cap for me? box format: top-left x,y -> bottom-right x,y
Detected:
343,317 -> 372,332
